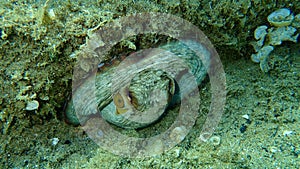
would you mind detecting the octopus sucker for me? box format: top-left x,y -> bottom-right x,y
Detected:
65,40 -> 211,129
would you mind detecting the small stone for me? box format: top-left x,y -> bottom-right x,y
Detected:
172,148 -> 181,158
48,9 -> 56,20
25,100 -> 39,111
51,138 -> 59,146
269,146 -> 278,153
283,130 -> 293,137
242,114 -> 250,120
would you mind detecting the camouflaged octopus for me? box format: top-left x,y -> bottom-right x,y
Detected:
65,40 -> 211,129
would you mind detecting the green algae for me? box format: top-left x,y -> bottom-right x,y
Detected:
0,0 -> 299,168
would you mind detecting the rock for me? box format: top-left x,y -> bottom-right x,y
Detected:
242,114 -> 249,120
51,138 -> 59,146
25,100 -> 39,111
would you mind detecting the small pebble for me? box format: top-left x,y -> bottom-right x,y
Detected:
242,114 -> 249,120
51,138 -> 59,146
269,146 -> 278,153
283,130 -> 293,137
25,100 -> 39,111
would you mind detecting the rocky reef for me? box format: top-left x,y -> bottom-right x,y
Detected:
0,0 -> 300,167
1,0 -> 299,135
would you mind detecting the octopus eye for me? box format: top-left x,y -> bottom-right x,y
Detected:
113,93 -> 124,108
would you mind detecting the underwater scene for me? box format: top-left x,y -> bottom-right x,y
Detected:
0,0 -> 299,168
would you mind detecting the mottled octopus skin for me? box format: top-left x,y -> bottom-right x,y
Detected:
65,41 -> 210,129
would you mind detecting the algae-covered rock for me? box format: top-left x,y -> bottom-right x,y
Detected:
25,100 -> 39,111
251,8 -> 299,72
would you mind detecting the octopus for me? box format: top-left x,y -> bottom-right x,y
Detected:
65,40 -> 211,129
61,13 -> 228,158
